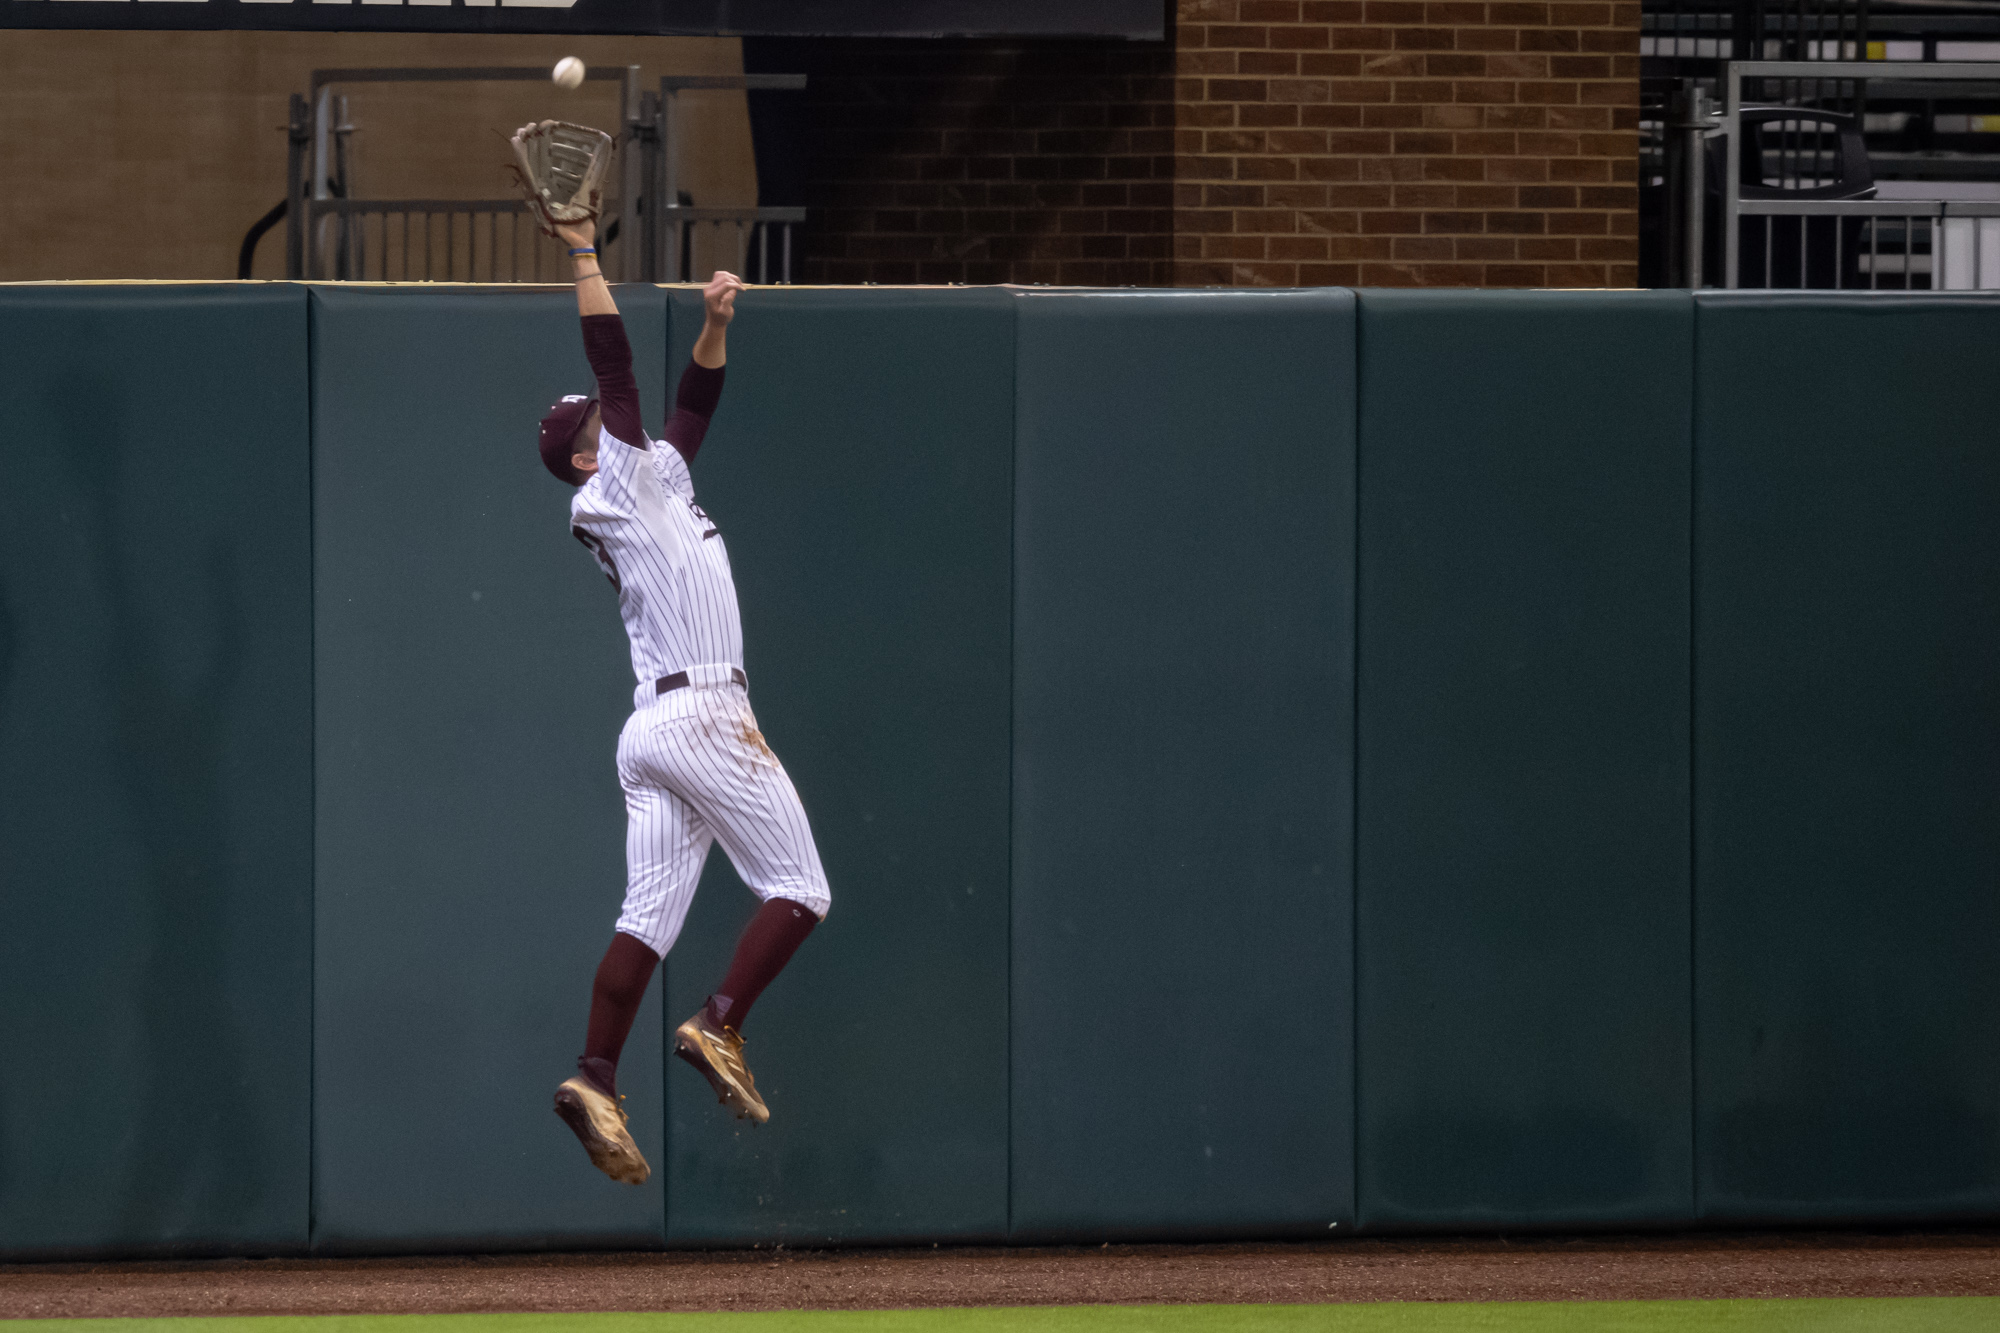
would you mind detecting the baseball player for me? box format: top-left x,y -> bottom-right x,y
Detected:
537,217 -> 831,1187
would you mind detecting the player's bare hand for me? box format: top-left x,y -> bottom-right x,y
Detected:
705,270 -> 744,325
556,217 -> 597,251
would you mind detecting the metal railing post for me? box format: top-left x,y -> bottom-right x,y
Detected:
634,90 -> 659,283
661,80 -> 681,282
618,65 -> 642,283
333,96 -> 354,280
1665,80 -> 1714,287
1724,62 -> 1742,289
309,85 -> 334,280
284,94 -> 308,280
1684,85 -> 1712,287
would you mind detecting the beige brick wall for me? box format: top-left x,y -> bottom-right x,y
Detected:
0,31 -> 758,282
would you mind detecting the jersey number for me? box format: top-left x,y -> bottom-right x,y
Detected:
572,526 -> 622,591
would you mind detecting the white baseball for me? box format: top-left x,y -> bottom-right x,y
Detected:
552,57 -> 586,91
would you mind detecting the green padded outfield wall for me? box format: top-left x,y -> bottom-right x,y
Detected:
1692,293 -> 2000,1223
17,283 -> 2000,1260
654,287 -> 1013,1246
1354,290 -> 1696,1231
1009,289 -> 1357,1241
0,286 -> 313,1257
310,286 -> 668,1251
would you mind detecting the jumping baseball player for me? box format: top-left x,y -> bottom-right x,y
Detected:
537,217 -> 831,1187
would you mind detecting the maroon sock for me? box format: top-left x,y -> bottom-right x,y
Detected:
703,898 -> 819,1033
580,931 -> 659,1098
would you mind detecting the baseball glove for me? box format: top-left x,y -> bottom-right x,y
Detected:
508,120 -> 615,237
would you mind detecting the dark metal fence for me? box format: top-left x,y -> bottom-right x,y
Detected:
265,66 -> 806,284
294,197 -> 804,285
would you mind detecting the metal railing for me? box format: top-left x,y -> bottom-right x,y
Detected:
649,75 -> 806,283
286,66 -> 643,283
1733,197 -> 2000,288
1723,60 -> 2000,287
296,198 -> 806,285
275,67 -> 807,284
298,199 -> 577,284
667,208 -> 809,286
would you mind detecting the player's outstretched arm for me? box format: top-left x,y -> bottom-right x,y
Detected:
662,271 -> 742,463
556,218 -> 646,450
557,218 -> 617,318
692,270 -> 742,368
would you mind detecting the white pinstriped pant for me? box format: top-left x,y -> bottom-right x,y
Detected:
613,664 -> 831,956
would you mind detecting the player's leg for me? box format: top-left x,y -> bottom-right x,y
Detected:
555,724 -> 712,1184
578,932 -> 657,1100
704,897 -> 818,1036
652,686 -> 831,1123
588,786 -> 711,1088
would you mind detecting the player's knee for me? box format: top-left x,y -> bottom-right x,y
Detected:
770,890 -> 828,922
613,907 -> 680,958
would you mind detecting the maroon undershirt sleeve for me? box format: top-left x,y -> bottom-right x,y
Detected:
580,314 -> 647,451
663,360 -> 726,463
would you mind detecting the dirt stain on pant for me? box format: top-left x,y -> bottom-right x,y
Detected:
739,719 -> 776,764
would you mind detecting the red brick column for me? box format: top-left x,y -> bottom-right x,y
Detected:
1174,0 -> 1641,286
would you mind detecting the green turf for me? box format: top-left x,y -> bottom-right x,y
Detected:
10,1301 -> 1997,1333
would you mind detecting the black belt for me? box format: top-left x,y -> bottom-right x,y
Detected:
656,667 -> 747,695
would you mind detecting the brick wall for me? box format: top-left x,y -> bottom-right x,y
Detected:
756,10 -> 1640,289
755,39 -> 1176,286
1175,0 -> 1641,286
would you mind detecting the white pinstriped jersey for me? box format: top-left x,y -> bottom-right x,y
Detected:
569,427 -> 744,685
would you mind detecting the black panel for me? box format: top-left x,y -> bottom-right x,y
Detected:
1694,292 -> 2000,1224
0,0 -> 1164,37
1355,289 -> 1696,1232
1010,289 -> 1357,1241
0,286 -> 313,1258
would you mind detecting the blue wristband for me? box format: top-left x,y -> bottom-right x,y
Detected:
568,247 -> 596,258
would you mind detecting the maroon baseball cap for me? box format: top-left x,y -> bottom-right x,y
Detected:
538,394 -> 598,485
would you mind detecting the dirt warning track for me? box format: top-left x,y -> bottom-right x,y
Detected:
11,1224 -> 2000,1320
5,1231 -> 2000,1320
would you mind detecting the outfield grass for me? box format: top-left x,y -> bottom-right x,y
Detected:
11,1301 -> 1998,1333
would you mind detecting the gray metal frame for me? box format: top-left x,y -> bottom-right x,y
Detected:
1737,197 -> 1926,289
649,75 -> 808,283
285,66 -> 806,284
1722,60 -> 2000,288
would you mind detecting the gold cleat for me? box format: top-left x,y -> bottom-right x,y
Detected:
554,1076 -> 651,1185
674,1009 -> 771,1124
